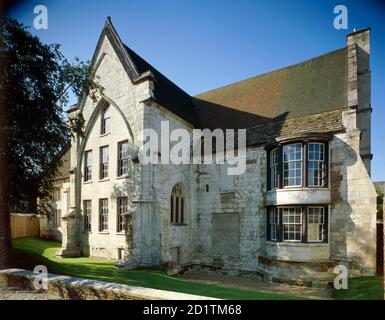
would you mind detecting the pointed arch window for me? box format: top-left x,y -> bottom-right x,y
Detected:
170,183 -> 186,225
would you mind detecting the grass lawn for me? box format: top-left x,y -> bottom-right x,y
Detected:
11,237 -> 301,300
332,276 -> 384,300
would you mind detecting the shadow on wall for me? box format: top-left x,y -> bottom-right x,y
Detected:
330,134 -> 376,277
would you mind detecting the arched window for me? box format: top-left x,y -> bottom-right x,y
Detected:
170,183 -> 186,224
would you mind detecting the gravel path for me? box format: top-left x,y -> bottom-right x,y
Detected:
0,284 -> 63,300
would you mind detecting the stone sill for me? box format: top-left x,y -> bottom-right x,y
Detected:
98,178 -> 110,182
265,241 -> 329,247
266,187 -> 330,194
99,132 -> 111,138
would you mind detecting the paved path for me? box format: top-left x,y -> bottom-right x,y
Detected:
0,284 -> 63,300
180,270 -> 333,300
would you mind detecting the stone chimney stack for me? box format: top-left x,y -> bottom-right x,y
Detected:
346,28 -> 372,175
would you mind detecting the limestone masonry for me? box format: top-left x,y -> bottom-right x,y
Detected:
41,18 -> 376,287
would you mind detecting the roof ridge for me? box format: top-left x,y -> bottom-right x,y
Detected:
195,46 -> 347,97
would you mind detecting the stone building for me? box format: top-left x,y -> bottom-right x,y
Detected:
49,18 -> 377,287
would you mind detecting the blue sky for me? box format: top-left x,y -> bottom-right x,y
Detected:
8,0 -> 385,181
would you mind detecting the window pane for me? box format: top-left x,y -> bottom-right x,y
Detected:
84,151 -> 92,181
308,143 -> 326,187
282,207 -> 302,241
101,106 -> 110,134
117,197 -> 127,232
270,148 -> 279,189
283,144 -> 302,187
99,199 -> 108,231
170,184 -> 186,225
307,207 -> 325,242
83,200 -> 92,232
118,141 -> 129,176
100,146 -> 109,179
269,208 -> 279,241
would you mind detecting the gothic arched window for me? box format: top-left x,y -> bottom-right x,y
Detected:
170,183 -> 186,224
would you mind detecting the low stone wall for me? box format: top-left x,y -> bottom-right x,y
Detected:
0,269 -> 219,300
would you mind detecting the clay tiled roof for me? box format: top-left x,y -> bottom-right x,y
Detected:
194,47 -> 348,130
123,39 -> 348,144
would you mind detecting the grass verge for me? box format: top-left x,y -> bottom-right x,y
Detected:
11,237 -> 302,300
332,276 -> 384,300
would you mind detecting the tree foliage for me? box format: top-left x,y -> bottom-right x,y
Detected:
0,17 -> 103,216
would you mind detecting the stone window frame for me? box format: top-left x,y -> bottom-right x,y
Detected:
269,148 -> 280,190
99,145 -> 109,180
99,198 -> 109,232
307,207 -> 326,242
117,140 -> 129,177
267,205 -> 328,243
170,183 -> 187,225
84,150 -> 92,182
267,139 -> 329,191
117,197 -> 128,233
100,104 -> 111,135
307,142 -> 326,187
283,143 -> 303,187
83,200 -> 92,232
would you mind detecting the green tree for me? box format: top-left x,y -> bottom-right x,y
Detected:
0,17 -> 102,268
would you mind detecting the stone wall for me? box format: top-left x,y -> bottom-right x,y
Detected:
191,147 -> 265,273
55,25 -> 376,287
329,109 -> 377,276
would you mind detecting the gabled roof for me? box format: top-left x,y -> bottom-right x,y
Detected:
88,17 -> 200,127
90,18 -> 349,140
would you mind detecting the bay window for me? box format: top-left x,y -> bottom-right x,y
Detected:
270,148 -> 279,189
307,207 -> 325,242
269,208 -> 279,241
283,143 -> 302,187
267,141 -> 328,190
267,206 -> 328,243
282,207 -> 303,241
308,143 -> 326,187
